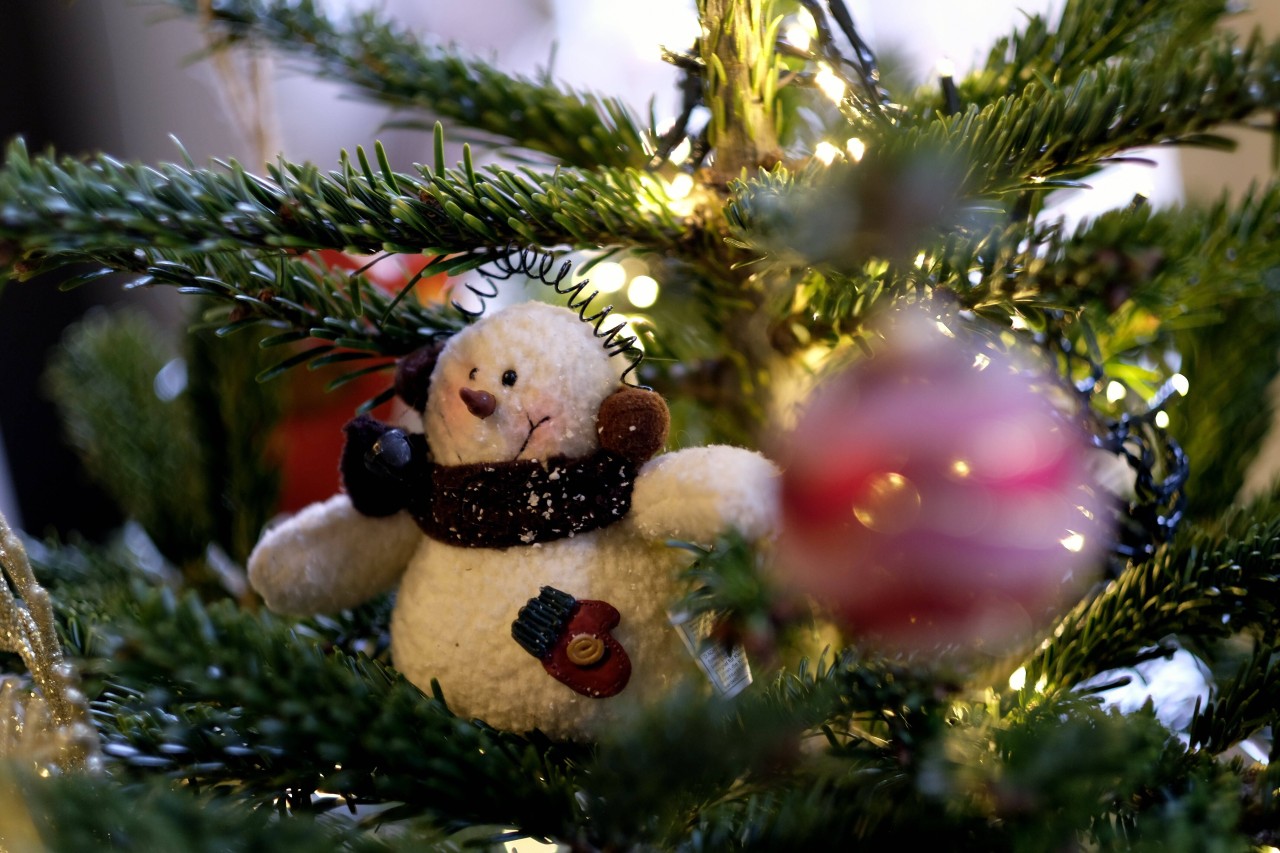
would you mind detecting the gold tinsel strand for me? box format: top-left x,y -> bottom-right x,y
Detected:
0,511 -> 101,775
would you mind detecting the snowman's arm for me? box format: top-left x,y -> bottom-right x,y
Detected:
248,494 -> 420,615
628,446 -> 779,545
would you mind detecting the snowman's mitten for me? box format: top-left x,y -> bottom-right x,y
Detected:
341,415 -> 430,517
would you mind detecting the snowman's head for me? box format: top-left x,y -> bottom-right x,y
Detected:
396,301 -> 624,466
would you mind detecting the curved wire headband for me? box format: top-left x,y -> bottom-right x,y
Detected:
449,245 -> 648,387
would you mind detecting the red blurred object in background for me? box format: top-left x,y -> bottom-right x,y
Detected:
273,252 -> 446,513
775,311 -> 1110,654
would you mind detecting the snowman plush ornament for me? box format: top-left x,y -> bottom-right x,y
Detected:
249,301 -> 779,738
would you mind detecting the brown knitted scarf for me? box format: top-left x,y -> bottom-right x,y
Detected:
405,450 -> 636,548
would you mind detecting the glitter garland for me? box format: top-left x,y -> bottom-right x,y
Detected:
0,511 -> 100,774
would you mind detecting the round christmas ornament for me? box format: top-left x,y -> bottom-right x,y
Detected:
776,311 -> 1109,653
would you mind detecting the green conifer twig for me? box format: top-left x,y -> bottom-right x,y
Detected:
1021,514 -> 1280,695
162,0 -> 650,169
0,140 -> 695,282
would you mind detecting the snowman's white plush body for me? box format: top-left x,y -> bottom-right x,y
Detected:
249,301 -> 777,738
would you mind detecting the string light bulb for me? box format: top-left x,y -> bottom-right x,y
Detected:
667,173 -> 694,199
814,64 -> 847,103
668,137 -> 692,166
627,275 -> 660,308
845,137 -> 866,162
591,261 -> 627,294
813,141 -> 841,165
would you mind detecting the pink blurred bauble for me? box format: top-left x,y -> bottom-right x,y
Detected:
776,312 -> 1110,653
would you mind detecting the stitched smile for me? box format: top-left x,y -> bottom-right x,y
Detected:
515,415 -> 552,458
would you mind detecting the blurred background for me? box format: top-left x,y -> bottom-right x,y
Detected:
1,0 -> 1275,538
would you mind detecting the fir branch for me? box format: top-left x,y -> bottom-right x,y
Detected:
1187,641 -> 1280,754
91,587 -> 586,836
954,0 -> 1232,109
736,170 -> 1280,342
13,769 -> 401,853
578,652 -> 948,848
54,249 -> 466,382
0,140 -> 695,281
162,0 -> 650,169
949,181 -> 1280,318
992,697 -> 1240,849
1021,513 -> 1280,694
44,310 -> 216,563
1167,286 -> 1280,519
901,29 -> 1280,198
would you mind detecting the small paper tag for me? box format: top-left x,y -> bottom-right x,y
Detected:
669,609 -> 752,698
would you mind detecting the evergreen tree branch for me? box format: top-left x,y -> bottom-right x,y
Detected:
12,768 -> 402,852
952,0 -> 1232,109
731,28 -> 1280,283
37,248 -> 468,392
1187,641 -> 1280,755
0,140 -> 696,282
1021,512 -> 1280,695
161,0 -> 650,169
732,166 -> 1280,346
950,181 -> 1280,318
577,651 -> 949,848
91,586 -> 586,838
44,310 -> 218,563
906,29 -> 1280,198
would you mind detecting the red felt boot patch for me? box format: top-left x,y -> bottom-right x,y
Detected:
511,587 -> 632,698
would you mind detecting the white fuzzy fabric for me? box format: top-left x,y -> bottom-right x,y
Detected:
425,301 -> 620,465
248,301 -> 780,736
632,446 -> 780,543
248,494 -> 420,615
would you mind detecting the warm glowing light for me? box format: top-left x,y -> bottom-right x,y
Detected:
645,9 -> 703,53
669,137 -> 693,165
972,353 -> 991,371
1009,315 -> 1028,330
591,261 -> 627,294
502,838 -> 560,853
607,313 -> 643,352
1154,410 -> 1170,429
950,459 -> 972,478
1008,666 -> 1027,691
813,141 -> 841,165
814,64 -> 847,102
1171,373 -> 1189,396
845,137 -> 866,162
793,9 -> 816,39
667,172 -> 695,199
936,56 -> 956,79
784,21 -> 812,52
1106,381 -> 1127,403
852,472 -> 921,534
1060,531 -> 1087,553
934,319 -> 954,338
627,275 -> 659,308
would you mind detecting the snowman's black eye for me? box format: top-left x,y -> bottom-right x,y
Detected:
469,367 -> 478,380
502,369 -> 518,387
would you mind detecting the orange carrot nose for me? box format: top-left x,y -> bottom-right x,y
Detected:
460,387 -> 497,419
